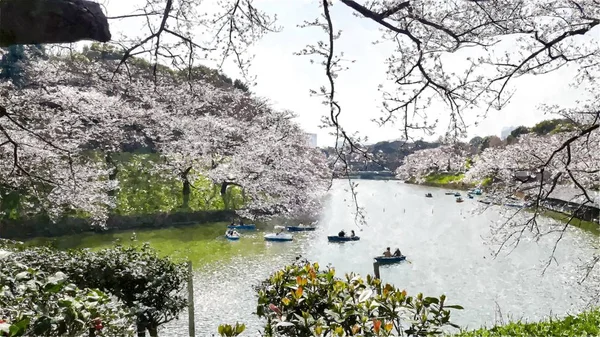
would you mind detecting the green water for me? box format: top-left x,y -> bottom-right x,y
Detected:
26,222 -> 270,266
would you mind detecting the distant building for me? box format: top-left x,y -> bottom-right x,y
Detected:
306,133 -> 317,148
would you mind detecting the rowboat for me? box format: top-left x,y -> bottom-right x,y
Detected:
286,225 -> 316,232
454,192 -> 461,197
374,255 -> 406,264
467,194 -> 474,199
425,193 -> 433,198
456,197 -> 464,203
225,232 -> 240,240
327,236 -> 360,242
228,224 -> 256,230
445,191 -> 455,195
264,233 -> 293,242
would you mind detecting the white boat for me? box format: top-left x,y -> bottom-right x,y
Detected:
225,230 -> 240,240
264,233 -> 293,242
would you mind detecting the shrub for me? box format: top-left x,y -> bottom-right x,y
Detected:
8,244 -> 189,337
0,259 -> 133,336
453,309 -> 600,337
253,260 -> 462,336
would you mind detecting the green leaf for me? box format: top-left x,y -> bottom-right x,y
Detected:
234,323 -> 245,334
9,318 -> 29,336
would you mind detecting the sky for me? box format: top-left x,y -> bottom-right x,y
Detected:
100,0 -> 598,147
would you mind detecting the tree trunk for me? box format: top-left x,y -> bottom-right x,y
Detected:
0,0 -> 111,46
147,325 -> 159,337
105,153 -> 118,197
181,167 -> 192,209
220,182 -> 230,209
136,321 -> 146,337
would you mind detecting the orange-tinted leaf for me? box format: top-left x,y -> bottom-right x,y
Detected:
309,269 -> 317,280
373,319 -> 381,333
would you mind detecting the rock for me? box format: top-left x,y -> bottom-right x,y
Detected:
0,0 -> 111,46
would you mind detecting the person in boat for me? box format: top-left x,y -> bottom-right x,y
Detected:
350,230 -> 356,237
393,248 -> 402,257
276,227 -> 284,235
338,230 -> 346,237
383,247 -> 392,257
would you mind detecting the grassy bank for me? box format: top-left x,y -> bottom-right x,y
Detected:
405,173 -> 478,191
453,309 -> 600,337
538,209 -> 600,235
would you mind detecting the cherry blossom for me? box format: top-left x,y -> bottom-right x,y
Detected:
395,145 -> 469,182
465,130 -> 600,204
1,57 -> 330,224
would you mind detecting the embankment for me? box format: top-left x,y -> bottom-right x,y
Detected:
0,210 -> 237,240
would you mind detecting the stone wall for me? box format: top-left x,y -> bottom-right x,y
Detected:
543,198 -> 600,223
0,210 -> 237,240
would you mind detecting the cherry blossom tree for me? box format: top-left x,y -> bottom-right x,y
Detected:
395,144 -> 469,182
465,127 -> 599,271
209,110 -> 330,219
0,58 -> 150,224
465,129 -> 599,203
0,53 -> 330,223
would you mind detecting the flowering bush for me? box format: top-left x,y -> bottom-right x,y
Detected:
253,260 -> 462,337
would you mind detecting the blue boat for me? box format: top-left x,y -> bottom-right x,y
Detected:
327,236 -> 360,242
286,225 -> 316,232
374,255 -> 406,264
264,233 -> 293,242
228,224 -> 256,230
454,192 -> 461,197
471,188 -> 482,195
478,199 -> 492,205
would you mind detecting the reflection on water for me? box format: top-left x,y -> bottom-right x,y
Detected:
29,180 -> 599,336
165,180 -> 598,336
